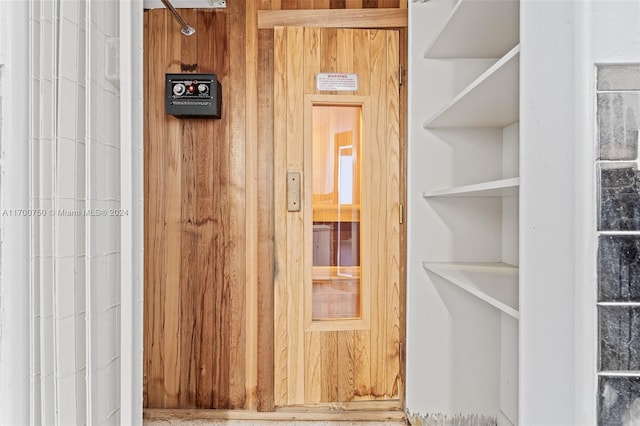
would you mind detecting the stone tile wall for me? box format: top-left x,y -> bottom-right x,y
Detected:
597,63 -> 640,425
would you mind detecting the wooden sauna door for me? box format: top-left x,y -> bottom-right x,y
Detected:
273,27 -> 401,406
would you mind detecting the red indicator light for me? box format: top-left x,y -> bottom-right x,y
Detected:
188,85 -> 195,93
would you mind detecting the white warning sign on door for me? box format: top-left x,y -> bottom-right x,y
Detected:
316,73 -> 358,92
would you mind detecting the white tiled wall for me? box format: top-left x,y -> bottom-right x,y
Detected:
30,1 -> 121,424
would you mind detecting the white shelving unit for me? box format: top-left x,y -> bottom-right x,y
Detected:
422,177 -> 519,198
422,262 -> 519,319
423,46 -> 520,128
409,0 -> 520,423
424,0 -> 519,59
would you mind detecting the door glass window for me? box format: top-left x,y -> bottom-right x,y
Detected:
311,105 -> 362,320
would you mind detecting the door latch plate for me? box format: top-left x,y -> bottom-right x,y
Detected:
287,171 -> 301,212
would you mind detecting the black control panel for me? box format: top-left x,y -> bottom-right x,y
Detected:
165,73 -> 222,118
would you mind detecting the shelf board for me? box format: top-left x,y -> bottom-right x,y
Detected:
423,177 -> 519,198
424,0 -> 519,59
423,45 -> 520,128
423,262 -> 519,319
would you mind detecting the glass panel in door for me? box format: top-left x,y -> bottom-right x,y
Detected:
311,105 -> 362,320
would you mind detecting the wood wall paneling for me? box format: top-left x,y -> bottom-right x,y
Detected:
262,0 -> 405,9
256,28 -> 275,412
273,27 -> 400,406
144,8 -> 247,409
272,26 -> 288,407
144,0 -> 407,413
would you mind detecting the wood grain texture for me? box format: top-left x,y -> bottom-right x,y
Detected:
178,11 -> 199,407
143,8 -> 153,409
345,0 -> 363,8
242,0 -> 259,412
256,27 -> 275,413
229,0 -> 249,409
397,27 -> 408,404
264,0 -> 402,9
285,26 -> 306,405
145,405 -> 405,421
272,26 -> 288,408
145,8 -> 245,410
258,9 -> 407,29
143,10 -> 150,409
145,8 -> 167,409
384,30 -> 401,399
274,27 -> 400,406
145,1 -> 407,413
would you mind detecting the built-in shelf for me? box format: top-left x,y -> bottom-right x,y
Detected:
423,177 -> 519,198
423,262 -> 519,319
423,45 -> 520,128
424,0 -> 520,59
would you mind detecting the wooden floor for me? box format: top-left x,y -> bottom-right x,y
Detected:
144,408 -> 408,425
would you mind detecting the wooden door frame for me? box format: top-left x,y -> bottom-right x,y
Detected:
256,9 -> 408,412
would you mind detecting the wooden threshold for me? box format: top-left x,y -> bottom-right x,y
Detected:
258,8 -> 407,29
145,400 -> 405,422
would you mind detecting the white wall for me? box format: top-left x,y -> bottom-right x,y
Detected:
519,2 -> 577,424
119,0 -> 145,423
407,0 -> 517,419
26,1 -> 124,424
0,1 -> 31,425
520,0 -> 640,424
408,0 -> 640,424
574,1 -> 640,424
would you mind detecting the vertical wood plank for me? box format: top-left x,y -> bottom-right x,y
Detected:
330,0 -> 346,9
243,0 -> 259,412
304,332 -> 322,402
142,9 -> 155,409
353,330 -> 372,399
273,26 -> 289,407
179,118 -> 198,408
213,10 -> 232,408
334,27 -> 356,404
379,0 -> 400,8
298,0 -> 315,9
397,27 -> 408,405
353,30 -> 371,97
384,30 -> 401,399
363,0 -> 378,8
337,331 -> 356,401
320,332 -> 338,402
304,28 -> 321,95
315,0 -> 332,8
194,11 -> 216,408
281,0 -> 298,9
345,0 -> 363,9
367,29 -> 387,398
229,0 -> 249,410
352,30 -> 371,401
146,10 -> 168,408
162,8 -> 183,408
320,28 -> 338,95
285,26 -> 306,405
271,0 -> 282,10
180,9 -> 198,72
257,28 -> 275,412
337,28 -> 354,73
321,28 -> 338,72
178,8 -> 199,408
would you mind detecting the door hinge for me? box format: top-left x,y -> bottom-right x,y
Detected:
399,64 -> 405,86
399,203 -> 404,224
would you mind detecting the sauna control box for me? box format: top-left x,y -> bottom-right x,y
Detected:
165,73 -> 221,118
